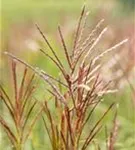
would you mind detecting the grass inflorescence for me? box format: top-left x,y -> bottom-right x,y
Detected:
0,4 -> 130,150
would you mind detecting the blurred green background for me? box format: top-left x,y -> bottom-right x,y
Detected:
0,0 -> 135,150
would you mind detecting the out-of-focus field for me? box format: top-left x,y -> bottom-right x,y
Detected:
0,0 -> 135,150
